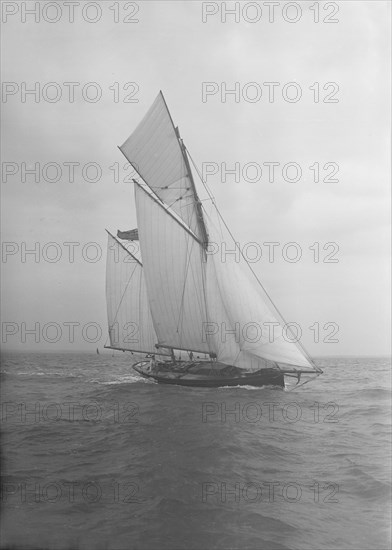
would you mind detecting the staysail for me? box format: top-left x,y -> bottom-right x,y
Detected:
105,231 -> 168,355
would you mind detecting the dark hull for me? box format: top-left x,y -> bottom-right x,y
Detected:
133,362 -> 285,388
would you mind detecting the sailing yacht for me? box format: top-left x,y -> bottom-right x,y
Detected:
105,92 -> 322,389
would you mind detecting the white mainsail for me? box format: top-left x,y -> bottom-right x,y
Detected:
134,183 -> 211,354
105,231 -> 168,355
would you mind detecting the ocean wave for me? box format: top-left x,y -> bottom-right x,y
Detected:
97,376 -> 153,385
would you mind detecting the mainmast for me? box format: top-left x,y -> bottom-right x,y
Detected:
175,125 -> 209,249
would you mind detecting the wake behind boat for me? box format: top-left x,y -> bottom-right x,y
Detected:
105,92 -> 322,389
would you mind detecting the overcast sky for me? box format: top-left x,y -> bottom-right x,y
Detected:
1,0 -> 390,356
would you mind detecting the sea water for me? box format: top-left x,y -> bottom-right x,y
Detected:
1,352 -> 390,550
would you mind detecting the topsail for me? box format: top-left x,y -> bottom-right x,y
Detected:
119,91 -> 207,244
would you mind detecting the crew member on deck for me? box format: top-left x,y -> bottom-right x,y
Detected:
147,354 -> 155,372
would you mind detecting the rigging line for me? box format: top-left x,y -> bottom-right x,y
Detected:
176,228 -> 194,341
187,149 -> 320,373
167,192 -> 191,211
137,269 -> 148,350
134,180 -> 204,247
193,238 -> 210,348
186,147 -> 216,205
106,229 -> 142,266
176,232 -> 189,336
109,261 -> 138,338
199,237 -> 210,352
149,185 -> 191,190
104,330 -> 110,350
175,232 -> 209,353
198,197 -> 215,205
153,173 -> 191,190
205,246 -> 240,359
185,148 -> 224,237
178,146 -> 210,337
117,147 -> 169,209
175,196 -> 213,222
179,140 -> 209,247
